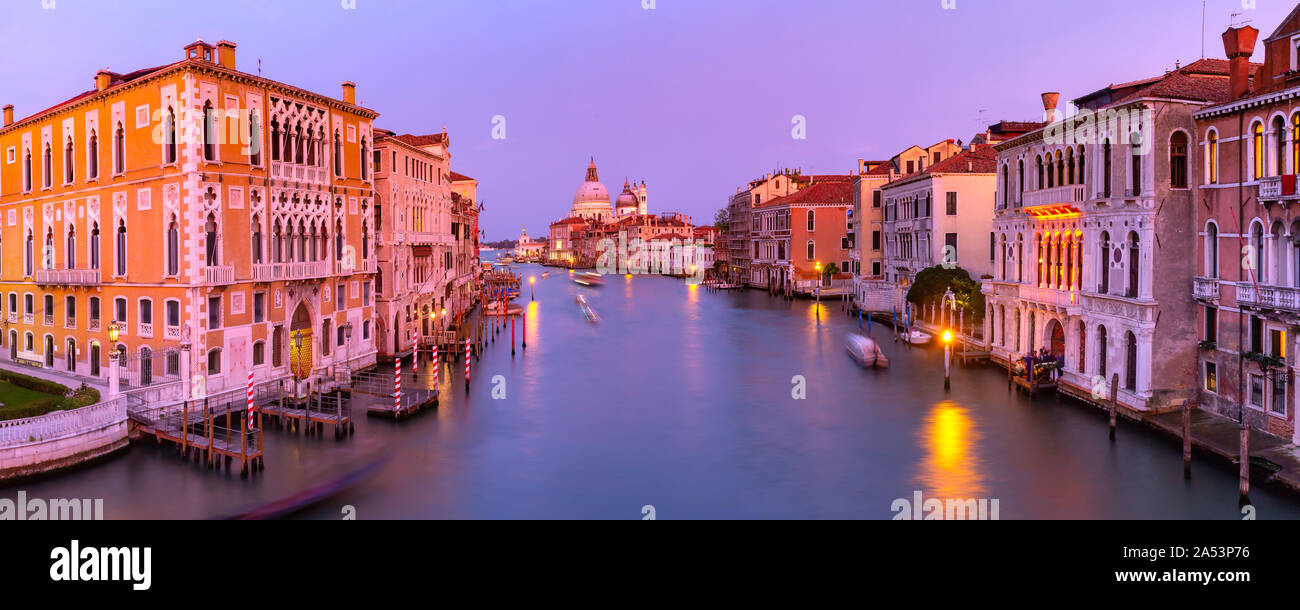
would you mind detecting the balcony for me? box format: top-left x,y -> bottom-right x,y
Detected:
88,318 -> 100,332
204,265 -> 235,285
269,161 -> 327,186
34,268 -> 101,286
1023,184 -> 1087,208
1258,175 -> 1299,201
335,259 -> 376,275
1237,283 -> 1300,312
1193,277 -> 1220,301
164,325 -> 181,339
1021,284 -> 1080,311
138,322 -> 153,338
252,260 -> 330,282
43,315 -> 53,327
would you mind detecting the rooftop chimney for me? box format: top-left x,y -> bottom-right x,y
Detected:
342,81 -> 356,105
1041,92 -> 1060,122
95,70 -> 113,92
1223,25 -> 1259,100
3,105 -> 12,127
216,40 -> 236,70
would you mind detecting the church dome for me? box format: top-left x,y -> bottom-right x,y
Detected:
571,158 -> 612,220
615,179 -> 639,213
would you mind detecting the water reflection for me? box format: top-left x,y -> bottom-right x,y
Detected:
918,401 -> 984,499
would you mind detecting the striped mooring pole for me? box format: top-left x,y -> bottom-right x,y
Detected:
246,370 -> 254,423
432,344 -> 440,397
394,360 -> 402,413
465,337 -> 472,391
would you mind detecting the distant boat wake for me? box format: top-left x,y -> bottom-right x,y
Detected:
219,450 -> 396,520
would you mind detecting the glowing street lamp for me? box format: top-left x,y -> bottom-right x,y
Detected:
107,320 -> 121,344
529,276 -> 536,301
942,329 -> 954,390
814,261 -> 823,320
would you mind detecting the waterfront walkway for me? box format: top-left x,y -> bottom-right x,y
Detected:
1145,408 -> 1300,494
0,358 -> 108,392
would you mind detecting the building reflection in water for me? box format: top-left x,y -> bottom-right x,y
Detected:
917,400 -> 985,500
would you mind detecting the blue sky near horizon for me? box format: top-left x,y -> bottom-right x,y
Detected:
0,0 -> 1294,239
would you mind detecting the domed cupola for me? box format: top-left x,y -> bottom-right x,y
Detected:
571,157 -> 612,221
615,178 -> 639,215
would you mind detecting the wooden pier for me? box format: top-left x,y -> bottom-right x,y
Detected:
255,382 -> 355,439
129,395 -> 264,477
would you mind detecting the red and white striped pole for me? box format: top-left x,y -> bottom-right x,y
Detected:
522,310 -> 527,349
412,329 -> 420,379
465,337 -> 471,391
432,344 -> 440,394
246,370 -> 254,421
394,360 -> 402,413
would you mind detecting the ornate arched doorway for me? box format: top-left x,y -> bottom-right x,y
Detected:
1046,319 -> 1065,359
289,303 -> 313,379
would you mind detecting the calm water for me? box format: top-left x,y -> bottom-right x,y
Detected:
7,263 -> 1300,519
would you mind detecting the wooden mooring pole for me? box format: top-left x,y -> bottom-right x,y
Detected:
1108,373 -> 1118,441
1182,400 -> 1192,479
1239,422 -> 1251,505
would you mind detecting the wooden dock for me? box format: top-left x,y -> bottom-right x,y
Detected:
366,387 -> 438,420
130,398 -> 264,477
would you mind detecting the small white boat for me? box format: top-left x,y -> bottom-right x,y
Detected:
846,334 -> 890,368
902,330 -> 932,345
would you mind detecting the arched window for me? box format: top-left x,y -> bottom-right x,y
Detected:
1124,331 -> 1138,391
335,219 -> 344,260
1170,131 -> 1188,188
252,215 -> 263,264
248,111 -> 261,166
1016,233 -> 1024,282
89,223 -> 100,269
1001,165 -> 1009,208
1036,155 -> 1044,189
1207,131 -> 1218,184
1077,145 -> 1086,187
205,214 -> 219,266
1293,114 -> 1300,176
270,118 -> 280,161
1274,116 -> 1287,176
295,124 -> 304,164
1126,231 -> 1140,298
272,219 -> 283,263
22,149 -> 31,191
806,210 -> 815,231
167,216 -> 179,276
1099,231 -> 1111,294
66,225 -> 76,270
114,123 -> 124,174
203,101 -> 217,161
298,220 -> 308,262
1013,308 -> 1022,352
1253,121 -> 1264,179
307,129 -> 316,166
1097,325 -> 1108,378
1047,153 -> 1055,188
1000,234 -> 1008,279
1130,138 -> 1143,195
1102,139 -> 1112,197
1272,221 -> 1286,287
140,347 -> 153,386
164,107 -> 177,164
806,239 -> 815,260
87,131 -> 98,180
1205,222 -> 1219,279
308,221 -> 318,262
24,230 -> 33,277
43,144 -> 52,187
1035,233 -> 1044,285
1056,150 -> 1064,186
1066,148 -> 1075,185
1252,221 -> 1266,283
64,137 -> 74,183
334,130 -> 343,176
360,139 -> 369,180
43,228 -> 53,270
1291,219 -> 1300,287
115,219 -> 127,276
362,221 -> 370,260
1017,159 -> 1024,203
282,123 -> 292,162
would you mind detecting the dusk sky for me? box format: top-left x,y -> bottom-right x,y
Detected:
0,0 -> 1293,239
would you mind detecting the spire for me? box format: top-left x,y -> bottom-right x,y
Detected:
585,157 -> 599,182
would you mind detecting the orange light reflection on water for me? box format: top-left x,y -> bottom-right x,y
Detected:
918,401 -> 985,499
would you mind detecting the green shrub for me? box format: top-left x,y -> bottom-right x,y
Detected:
0,370 -> 70,396
0,397 -> 60,421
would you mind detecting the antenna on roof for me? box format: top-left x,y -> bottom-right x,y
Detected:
258,58 -> 262,77
1201,1 -> 1206,59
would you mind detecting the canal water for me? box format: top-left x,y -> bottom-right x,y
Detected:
7,263 -> 1300,519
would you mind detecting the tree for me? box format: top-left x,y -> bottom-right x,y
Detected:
905,265 -> 985,322
714,208 -> 730,233
822,262 -> 840,278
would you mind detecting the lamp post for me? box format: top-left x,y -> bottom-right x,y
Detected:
107,321 -> 121,396
342,321 -> 353,381
529,276 -> 536,301
814,261 -> 822,320
942,329 -> 953,391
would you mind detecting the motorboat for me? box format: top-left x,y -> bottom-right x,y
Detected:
846,334 -> 890,368
902,329 -> 932,345
573,272 -> 605,287
576,295 -> 601,323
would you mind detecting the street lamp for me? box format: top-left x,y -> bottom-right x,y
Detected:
942,329 -> 953,390
107,320 -> 120,344
342,322 -> 353,380
814,261 -> 823,320
529,276 -> 536,301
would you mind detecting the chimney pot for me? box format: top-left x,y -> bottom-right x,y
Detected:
3,105 -> 12,127
1041,92 -> 1061,122
341,81 -> 356,105
1222,26 -> 1260,99
95,70 -> 113,92
216,40 -> 236,70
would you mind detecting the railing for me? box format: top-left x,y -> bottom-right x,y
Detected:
1237,283 -> 1300,311
34,268 -> 101,286
88,319 -> 100,332
1259,175 -> 1282,199
65,317 -> 75,330
204,265 -> 235,285
335,259 -> 376,275
1023,184 -> 1087,207
43,315 -> 53,327
164,325 -> 182,339
1021,285 -> 1079,309
253,260 -> 329,281
138,322 -> 153,338
270,161 -> 327,185
1193,277 -> 1220,301
23,313 -> 33,325
0,397 -> 126,447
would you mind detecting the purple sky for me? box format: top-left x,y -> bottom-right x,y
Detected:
0,0 -> 1293,239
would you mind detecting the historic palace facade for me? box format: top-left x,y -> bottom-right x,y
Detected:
0,39 -> 379,397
